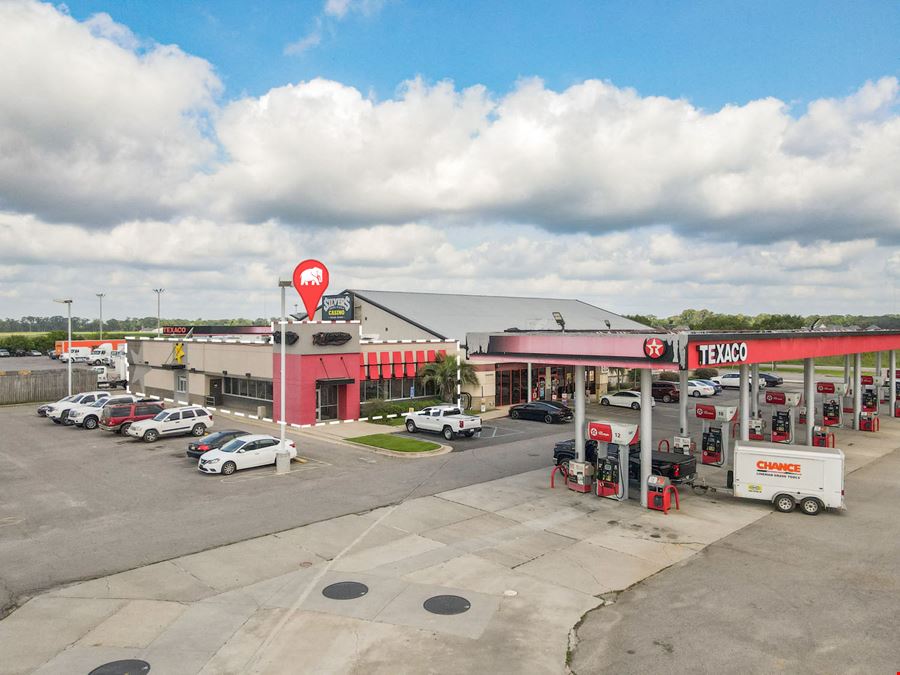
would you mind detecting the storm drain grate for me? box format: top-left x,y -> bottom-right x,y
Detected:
322,581 -> 369,600
423,595 -> 471,615
88,660 -> 151,675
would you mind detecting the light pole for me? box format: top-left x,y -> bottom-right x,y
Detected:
96,293 -> 105,340
54,298 -> 73,396
276,279 -> 293,474
153,288 -> 165,334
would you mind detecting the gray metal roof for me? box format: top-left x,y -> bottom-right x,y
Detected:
350,289 -> 650,340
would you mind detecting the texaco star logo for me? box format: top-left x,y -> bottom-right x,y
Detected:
643,337 -> 665,359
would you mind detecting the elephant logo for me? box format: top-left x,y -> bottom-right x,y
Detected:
299,267 -> 324,285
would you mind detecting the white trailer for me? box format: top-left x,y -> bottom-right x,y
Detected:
733,441 -> 845,515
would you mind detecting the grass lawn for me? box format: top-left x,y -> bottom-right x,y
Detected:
348,434 -> 441,453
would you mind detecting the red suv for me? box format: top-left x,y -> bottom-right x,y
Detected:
651,381 -> 680,403
100,400 -> 165,435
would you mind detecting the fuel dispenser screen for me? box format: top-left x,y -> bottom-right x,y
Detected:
823,400 -> 840,424
862,390 -> 877,409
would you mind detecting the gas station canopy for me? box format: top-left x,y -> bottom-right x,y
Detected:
465,329 -> 900,370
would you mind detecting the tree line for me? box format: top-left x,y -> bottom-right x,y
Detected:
624,310 -> 900,331
0,317 -> 268,333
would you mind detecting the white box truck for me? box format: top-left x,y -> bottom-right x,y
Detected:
733,441 -> 845,515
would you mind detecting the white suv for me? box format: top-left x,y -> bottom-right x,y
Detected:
67,394 -> 140,430
46,391 -> 111,424
126,406 -> 214,442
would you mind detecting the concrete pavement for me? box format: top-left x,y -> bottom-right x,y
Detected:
3,415 -> 898,674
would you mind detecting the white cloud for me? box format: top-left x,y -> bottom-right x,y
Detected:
0,0 -> 221,224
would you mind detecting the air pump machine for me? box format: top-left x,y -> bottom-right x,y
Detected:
696,404 -> 737,467
588,421 -> 639,501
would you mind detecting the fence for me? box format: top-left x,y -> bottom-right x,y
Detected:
0,369 -> 98,405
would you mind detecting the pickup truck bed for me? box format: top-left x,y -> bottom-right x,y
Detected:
553,439 -> 697,485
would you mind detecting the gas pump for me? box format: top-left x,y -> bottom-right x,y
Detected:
695,404 -> 737,467
861,375 -> 878,413
748,418 -> 765,441
816,382 -> 845,427
763,391 -> 801,444
588,421 -> 639,501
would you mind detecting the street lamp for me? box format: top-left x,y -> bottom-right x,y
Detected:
553,311 -> 566,332
276,279 -> 293,474
96,293 -> 105,340
153,288 -> 165,334
53,298 -> 73,396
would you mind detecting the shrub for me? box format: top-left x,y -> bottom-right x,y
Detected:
692,368 -> 719,379
657,372 -> 679,382
360,397 -> 445,421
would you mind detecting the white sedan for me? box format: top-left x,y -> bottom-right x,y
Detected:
712,373 -> 767,390
197,434 -> 297,475
687,380 -> 716,398
599,390 -> 655,410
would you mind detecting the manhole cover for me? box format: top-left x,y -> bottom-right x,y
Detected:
423,595 -> 471,615
89,660 -> 151,675
322,581 -> 369,600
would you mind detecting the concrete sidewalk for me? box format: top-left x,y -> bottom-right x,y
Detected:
2,419 -> 898,674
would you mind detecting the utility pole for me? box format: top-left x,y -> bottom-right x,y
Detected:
153,288 -> 165,334
96,293 -> 105,340
54,299 -> 73,396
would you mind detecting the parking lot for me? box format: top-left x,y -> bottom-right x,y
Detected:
0,375 -> 816,620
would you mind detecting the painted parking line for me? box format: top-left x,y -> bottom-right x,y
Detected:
218,457 -> 330,483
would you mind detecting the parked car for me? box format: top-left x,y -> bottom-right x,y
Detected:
694,378 -> 723,394
27,349 -> 43,357
67,394 -> 141,429
0,349 -> 10,357
126,405 -> 213,442
46,391 -> 111,424
13,349 -> 27,357
47,349 -> 58,359
404,405 -> 482,440
187,430 -> 250,459
197,434 -> 297,475
599,390 -> 655,410
687,380 -> 716,398
99,400 -> 166,434
553,439 -> 697,485
650,381 -> 680,403
712,373 -> 768,390
37,394 -> 77,417
508,401 -> 573,423
758,373 -> 783,387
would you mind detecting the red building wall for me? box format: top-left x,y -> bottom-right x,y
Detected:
272,352 -> 361,425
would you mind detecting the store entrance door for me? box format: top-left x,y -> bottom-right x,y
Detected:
316,383 -> 339,421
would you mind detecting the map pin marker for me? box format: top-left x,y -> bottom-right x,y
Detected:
292,259 -> 330,320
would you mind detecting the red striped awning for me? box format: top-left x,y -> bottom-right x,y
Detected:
359,354 -> 367,381
367,352 -> 379,380
438,349 -> 447,359
426,349 -> 436,362
405,350 -> 415,377
393,351 -> 403,378
381,351 -> 392,378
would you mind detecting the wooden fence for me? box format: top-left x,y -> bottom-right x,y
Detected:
0,369 -> 99,405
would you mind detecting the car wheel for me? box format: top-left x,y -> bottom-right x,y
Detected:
442,426 -> 454,441
544,414 -> 554,424
464,430 -> 475,437
773,494 -> 795,513
630,402 -> 640,410
191,424 -> 206,437
119,423 -> 131,435
143,429 -> 159,443
600,398 -> 610,406
93,360 -> 102,365
83,416 -> 98,430
510,410 -> 519,419
405,420 -> 417,433
662,394 -> 672,403
222,461 -> 237,476
556,458 -> 571,476
691,391 -> 701,398
800,497 -> 822,516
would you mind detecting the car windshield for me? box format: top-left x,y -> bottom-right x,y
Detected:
88,399 -> 106,408
152,412 -> 168,421
219,439 -> 247,453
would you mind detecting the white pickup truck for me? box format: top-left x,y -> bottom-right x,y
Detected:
403,405 -> 482,441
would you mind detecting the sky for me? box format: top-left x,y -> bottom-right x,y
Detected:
0,0 -> 898,321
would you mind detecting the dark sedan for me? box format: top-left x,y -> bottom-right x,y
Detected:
758,373 -> 783,387
509,401 -> 574,424
186,430 -> 250,459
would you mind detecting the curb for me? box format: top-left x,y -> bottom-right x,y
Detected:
343,440 -> 453,458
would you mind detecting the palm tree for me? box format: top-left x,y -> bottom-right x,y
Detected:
419,353 -> 479,403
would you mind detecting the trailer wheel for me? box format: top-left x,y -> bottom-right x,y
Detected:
774,494 -> 795,513
800,497 -> 822,516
